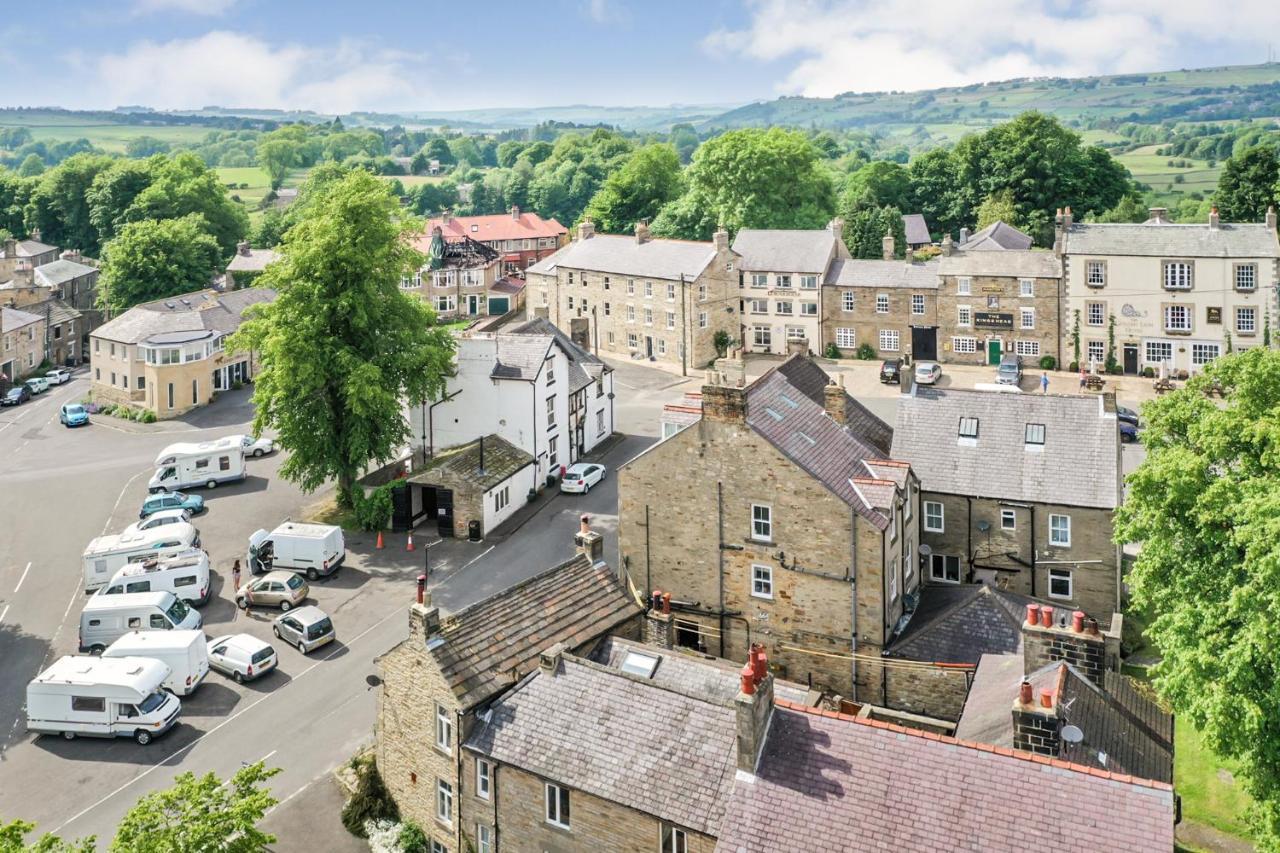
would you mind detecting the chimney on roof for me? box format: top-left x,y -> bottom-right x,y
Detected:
634,220 -> 651,245
1022,605 -> 1120,687
1147,207 -> 1169,224
1053,208 -> 1065,256
1209,206 -> 1220,230
408,595 -> 440,643
510,205 -> 520,220
904,247 -> 915,265
645,589 -> 674,649
735,643 -> 774,773
1268,206 -> 1277,231
443,209 -> 455,225
881,230 -> 895,261
2,237 -> 14,258
828,216 -> 844,245
236,241 -> 251,256
60,249 -> 80,263
824,374 -> 847,425
477,435 -> 485,475
940,233 -> 954,256
578,219 -> 596,241
1062,206 -> 1073,231
701,370 -> 746,424
30,228 -> 40,242
1012,666 -> 1060,757
575,513 -> 604,562
959,227 -> 970,245
539,642 -> 566,675
713,224 -> 729,253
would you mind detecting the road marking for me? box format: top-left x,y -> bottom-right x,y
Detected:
13,562 -> 31,594
0,605 -> 9,625
102,469 -> 147,536
459,546 -> 495,572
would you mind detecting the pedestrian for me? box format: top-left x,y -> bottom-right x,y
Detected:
1040,372 -> 1049,394
231,558 -> 241,593
1079,367 -> 1086,390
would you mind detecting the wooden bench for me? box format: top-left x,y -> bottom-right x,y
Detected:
1083,374 -> 1106,391
1153,378 -> 1177,395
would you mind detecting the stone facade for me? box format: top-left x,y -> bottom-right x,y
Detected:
882,663 -> 974,721
821,279 -> 938,360
0,308 -> 45,383
936,269 -> 1062,368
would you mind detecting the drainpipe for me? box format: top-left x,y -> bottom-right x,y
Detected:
1030,504 -> 1038,597
849,506 -> 858,699
644,504 -> 651,596
454,708 -> 464,853
716,481 -> 726,657
965,495 -> 974,583
530,382 -> 538,482
680,274 -> 688,378
427,388 -> 462,460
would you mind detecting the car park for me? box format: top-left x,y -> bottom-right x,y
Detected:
1116,404 -> 1140,427
2,385 -> 30,406
995,355 -> 1024,386
560,463 -> 606,494
139,491 -> 205,519
24,376 -> 48,395
227,434 -> 275,457
236,571 -> 308,611
123,508 -> 192,535
879,359 -> 902,385
207,634 -> 278,684
26,655 -> 180,744
45,368 -> 72,385
95,549 -> 211,606
102,630 -> 209,696
82,523 -> 201,592
273,606 -> 335,655
914,362 -> 942,385
59,403 -> 89,427
149,441 -> 247,492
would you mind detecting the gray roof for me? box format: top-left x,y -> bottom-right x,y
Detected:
225,249 -> 279,273
589,637 -> 811,705
16,239 -> 56,258
961,221 -> 1034,251
1064,220 -> 1280,258
491,334 -> 552,380
731,228 -> 837,274
885,584 -> 1045,663
938,250 -> 1062,278
526,234 -> 720,281
891,387 -> 1120,509
824,257 -> 939,290
466,654 -> 739,835
23,298 -> 82,327
34,259 -> 97,287
775,356 -> 893,454
408,434 -> 533,492
902,213 -> 932,245
1,306 -> 41,332
92,287 -> 275,344
507,316 -> 606,392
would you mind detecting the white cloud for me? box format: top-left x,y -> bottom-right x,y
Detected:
581,0 -> 630,25
133,0 -> 239,15
705,0 -> 1280,97
89,31 -> 427,113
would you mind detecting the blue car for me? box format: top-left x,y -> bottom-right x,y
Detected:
59,403 -> 89,427
1119,421 -> 1140,443
140,491 -> 206,519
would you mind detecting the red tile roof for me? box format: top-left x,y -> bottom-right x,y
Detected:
420,211 -> 567,247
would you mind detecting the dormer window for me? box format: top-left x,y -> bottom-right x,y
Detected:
1025,423 -> 1045,446
958,417 -> 979,439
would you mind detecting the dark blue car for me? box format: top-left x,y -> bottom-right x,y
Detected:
1119,421 -> 1140,443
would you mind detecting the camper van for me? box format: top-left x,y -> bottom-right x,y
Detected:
82,523 -> 201,592
26,655 -> 181,744
149,440 -> 246,493
247,522 -> 345,581
103,631 -> 209,696
96,550 -> 212,606
79,591 -> 202,653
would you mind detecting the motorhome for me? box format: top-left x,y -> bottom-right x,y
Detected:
79,591 -> 202,653
82,523 -> 201,592
103,630 -> 209,696
96,549 -> 212,605
247,522 -> 345,581
26,655 -> 181,744
148,440 -> 246,493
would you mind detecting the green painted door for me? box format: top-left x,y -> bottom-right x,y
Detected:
987,339 -> 1001,365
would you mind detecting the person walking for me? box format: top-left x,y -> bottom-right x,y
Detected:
1079,367 -> 1086,390
1041,372 -> 1050,394
230,559 -> 241,595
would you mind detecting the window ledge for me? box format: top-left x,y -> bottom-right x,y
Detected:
1237,331 -> 1257,337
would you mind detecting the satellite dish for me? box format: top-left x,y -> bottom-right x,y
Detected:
1061,725 -> 1084,744
365,674 -> 382,689
918,543 -> 932,557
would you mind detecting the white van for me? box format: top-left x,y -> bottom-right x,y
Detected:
26,655 -> 181,744
103,630 -> 210,696
149,440 -> 246,493
97,550 -> 212,606
248,522 -> 345,581
79,591 -> 203,653
82,523 -> 201,592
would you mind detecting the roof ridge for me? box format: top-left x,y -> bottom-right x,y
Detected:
771,698 -> 1173,790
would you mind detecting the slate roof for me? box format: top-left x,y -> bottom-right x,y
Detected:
14,239 -> 57,258
1,306 -> 41,332
824,257 -> 940,290
902,213 -> 932,245
491,334 -> 552,380
891,387 -> 1120,509
957,656 -> 1174,783
938,249 -> 1062,278
488,277 -> 524,295
884,584 -> 1041,663
407,434 -> 533,492
715,701 -> 1175,853
92,288 -> 275,344
225,248 -> 279,273
34,259 -> 97,287
526,233 -> 720,281
731,228 -> 838,273
424,211 -> 566,244
774,356 -> 893,455
1064,220 -> 1280,258
961,220 -> 1034,251
422,553 -> 640,710
508,316 -> 607,392
467,654 -> 739,835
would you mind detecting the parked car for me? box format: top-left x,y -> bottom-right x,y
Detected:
45,368 -> 72,385
273,606 -> 334,655
3,385 -> 31,406
24,377 -> 48,395
914,362 -> 942,385
207,634 -> 277,684
560,463 -> 606,494
879,359 -> 902,385
123,508 -> 193,535
995,355 -> 1024,386
1116,404 -> 1141,427
228,434 -> 275,457
139,491 -> 205,519
1119,421 -> 1140,443
237,571 -> 308,611
60,403 -> 89,427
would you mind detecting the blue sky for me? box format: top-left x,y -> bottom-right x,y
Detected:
5,0 -> 1279,112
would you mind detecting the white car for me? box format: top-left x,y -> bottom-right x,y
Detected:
123,508 -> 193,535
207,634 -> 277,683
560,463 -> 606,494
914,362 -> 942,385
45,368 -> 72,385
230,434 -> 275,457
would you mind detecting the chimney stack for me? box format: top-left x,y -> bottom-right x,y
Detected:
828,217 -> 844,245
30,228 -> 40,242
735,643 -> 774,773
904,247 -> 915,265
237,241 -> 251,256
713,224 -> 729,253
1147,207 -> 1168,224
539,642 -> 565,675
574,513 -> 604,562
1268,206 -> 1277,231
634,220 -> 651,245
824,375 -> 847,425
510,205 -> 520,220
1062,206 -> 1073,230
940,233 -> 954,256
646,589 -> 675,649
1022,605 -> 1120,686
701,372 -> 747,423
881,230 -> 895,261
959,227 -> 970,245
578,219 -> 595,241
1209,207 -> 1220,229
408,597 -> 440,642
416,574 -> 426,605
1011,666 -> 1060,757
2,237 -> 14,258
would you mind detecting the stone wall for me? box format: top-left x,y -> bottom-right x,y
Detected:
936,273 -> 1062,366
821,285 -> 938,359
883,663 -> 973,721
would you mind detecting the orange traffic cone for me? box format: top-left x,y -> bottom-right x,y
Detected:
375,530 -> 384,550
406,531 -> 415,552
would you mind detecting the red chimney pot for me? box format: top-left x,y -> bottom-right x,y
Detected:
740,663 -> 756,696
416,574 -> 426,605
662,593 -> 671,615
651,589 -> 663,611
750,644 -> 767,684
1040,606 -> 1053,628
1039,688 -> 1054,709
1026,604 -> 1040,626
1085,617 -> 1101,637
1019,680 -> 1033,705
1072,610 -> 1085,633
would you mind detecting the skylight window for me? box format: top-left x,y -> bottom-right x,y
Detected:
958,417 -> 979,439
779,394 -> 799,409
620,651 -> 659,678
764,407 -> 783,421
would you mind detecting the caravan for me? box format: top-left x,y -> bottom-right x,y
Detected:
149,440 -> 246,493
26,656 -> 181,744
96,549 -> 212,605
79,591 -> 202,653
82,523 -> 201,592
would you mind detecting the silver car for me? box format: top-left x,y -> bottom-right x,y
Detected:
207,633 -> 277,683
123,508 -> 192,535
273,606 -> 334,655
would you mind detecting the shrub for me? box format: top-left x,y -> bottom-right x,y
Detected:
856,343 -> 876,360
823,342 -> 841,360
1067,361 -> 1079,373
341,758 -> 398,838
398,822 -> 429,853
712,330 -> 732,357
140,409 -> 157,423
1107,364 -> 1123,375
350,482 -> 401,532
1142,366 -> 1155,378
1038,355 -> 1057,371
365,819 -> 404,853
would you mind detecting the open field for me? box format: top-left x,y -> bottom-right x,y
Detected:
0,118 -> 213,153
381,174 -> 449,187
1116,144 -> 1222,198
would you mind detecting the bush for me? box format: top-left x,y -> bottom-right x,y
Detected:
823,342 -> 841,359
1067,361 -> 1079,373
1142,366 -> 1155,378
398,822 -> 429,853
1038,355 -> 1057,371
140,409 -> 157,423
856,343 -> 876,360
1107,364 -> 1123,375
350,481 -> 402,532
341,758 -> 398,838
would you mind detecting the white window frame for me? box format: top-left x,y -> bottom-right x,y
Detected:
1019,278 -> 1034,297
1000,508 -> 1016,530
1236,306 -> 1256,334
476,824 -> 492,853
666,282 -> 676,301
957,305 -> 972,327
800,274 -> 818,290
1086,260 -> 1106,287
930,553 -> 960,583
1087,340 -> 1106,364
752,325 -> 771,348
661,825 -> 689,853
437,778 -> 453,826
879,329 -> 900,352
875,294 -> 889,314
952,336 -> 976,354
776,274 -> 792,289
775,300 -> 793,315
1236,263 -> 1257,291
1163,261 -> 1193,291
835,328 -> 855,348
751,564 -> 773,599
666,311 -> 676,330
1191,342 -> 1220,366
841,291 -> 855,312
911,293 -> 924,315
1020,307 -> 1035,330
751,273 -> 768,289
957,277 -> 972,295
751,504 -> 772,541
1048,568 -> 1073,600
923,501 -> 944,533
698,311 -> 708,329
749,299 -> 768,315
475,758 -> 491,800
958,417 -> 979,439
800,302 -> 818,316
545,783 -> 571,829
1086,302 -> 1104,327
1014,340 -> 1040,357
1049,514 -> 1071,547
1164,304 -> 1191,333
435,704 -> 452,753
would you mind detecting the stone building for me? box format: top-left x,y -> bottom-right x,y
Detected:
524,221 -> 740,374
1060,206 -> 1280,376
1,249 -> 100,366
936,247 -> 1063,367
409,228 -> 505,318
892,386 -> 1123,622
0,233 -> 59,268
617,355 -> 918,702
404,435 -> 535,540
374,542 -> 642,853
733,222 -> 848,356
0,306 -> 45,385
223,242 -> 279,290
821,252 -> 940,361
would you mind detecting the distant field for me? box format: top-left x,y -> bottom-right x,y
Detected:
381,175 -> 448,187
1116,144 -> 1221,198
0,120 -> 213,153
219,166 -> 306,219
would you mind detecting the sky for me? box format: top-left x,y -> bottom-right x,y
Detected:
5,0 -> 1280,113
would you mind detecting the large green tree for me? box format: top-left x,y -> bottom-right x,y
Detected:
110,763 -> 279,852
975,189 -> 1021,231
86,157 -> 160,246
24,153 -> 114,254
843,205 -> 907,260
842,160 -> 912,213
230,168 -> 455,505
581,143 -> 683,234
123,153 -> 248,260
97,215 -> 223,314
1214,143 -> 1279,222
1114,347 -> 1280,845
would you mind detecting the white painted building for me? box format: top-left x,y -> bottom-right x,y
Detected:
418,317 -> 614,483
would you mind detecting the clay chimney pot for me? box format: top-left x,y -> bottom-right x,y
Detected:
1072,610 -> 1085,633
1040,606 -> 1053,628
740,663 -> 756,696
1026,604 -> 1040,626
1039,688 -> 1054,709
1019,680 -> 1033,705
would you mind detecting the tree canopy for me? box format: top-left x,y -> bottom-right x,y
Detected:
97,215 -> 223,314
120,153 -> 249,260
581,143 -> 683,234
1214,143 -> 1279,222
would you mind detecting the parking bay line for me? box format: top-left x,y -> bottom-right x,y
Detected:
14,562 -> 31,594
